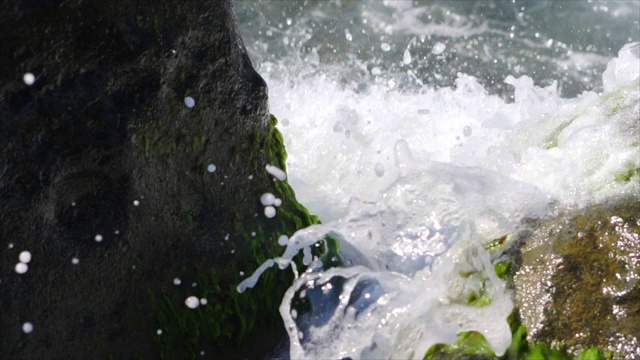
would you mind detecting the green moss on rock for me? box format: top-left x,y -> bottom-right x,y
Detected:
151,115 -> 330,359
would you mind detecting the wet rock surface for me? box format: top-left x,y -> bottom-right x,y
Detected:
0,1 -> 309,359
515,199 -> 640,359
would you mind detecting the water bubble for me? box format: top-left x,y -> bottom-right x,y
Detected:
184,96 -> 195,108
371,67 -> 381,75
264,206 -> 276,218
345,29 -> 353,42
207,164 -> 217,173
431,42 -> 446,55
375,163 -> 385,177
95,234 -> 103,242
403,48 -> 412,64
19,251 -> 31,263
23,73 -> 36,85
463,125 -> 473,137
185,296 -> 199,309
15,263 -> 28,274
133,200 -> 140,206
22,322 -> 33,334
200,298 -> 208,305
173,278 -> 181,285
274,198 -> 282,207
380,43 -> 391,52
157,329 -> 162,335
72,257 -> 79,265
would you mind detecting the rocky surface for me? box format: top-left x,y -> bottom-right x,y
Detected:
0,1 -> 314,359
514,199 -> 640,359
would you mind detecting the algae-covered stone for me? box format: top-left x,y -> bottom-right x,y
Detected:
0,1 -> 316,359
514,199 -> 640,359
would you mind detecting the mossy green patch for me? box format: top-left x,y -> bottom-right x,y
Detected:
614,167 -> 640,182
424,313 -> 612,360
150,114 -> 341,359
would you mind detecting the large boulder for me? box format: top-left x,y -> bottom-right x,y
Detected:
514,199 -> 640,358
0,1 -> 316,358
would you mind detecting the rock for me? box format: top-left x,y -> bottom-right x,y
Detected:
514,199 -> 640,358
0,1 -> 317,359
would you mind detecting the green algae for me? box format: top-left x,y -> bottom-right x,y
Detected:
150,115 -> 339,359
424,255 -> 614,360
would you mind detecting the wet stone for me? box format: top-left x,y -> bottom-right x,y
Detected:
514,199 -> 640,359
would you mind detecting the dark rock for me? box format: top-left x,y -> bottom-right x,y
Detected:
0,1 -> 315,359
514,199 -> 640,358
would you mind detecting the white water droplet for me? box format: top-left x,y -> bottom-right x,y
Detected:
72,257 -> 79,265
184,96 -> 195,108
157,329 -> 163,335
265,164 -> 287,181
185,296 -> 199,309
431,42 -> 446,55
278,235 -> 289,246
380,43 -> 391,52
133,200 -> 140,206
260,193 -> 276,205
200,298 -> 208,305
207,164 -> 216,173
95,234 -> 103,242
274,198 -> 282,207
403,48 -> 412,64
22,322 -> 33,334
345,29 -> 353,42
15,263 -> 28,274
264,206 -> 276,218
173,278 -> 181,285
23,73 -> 36,85
19,251 -> 31,264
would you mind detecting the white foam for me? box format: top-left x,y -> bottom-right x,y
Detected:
239,43 -> 640,358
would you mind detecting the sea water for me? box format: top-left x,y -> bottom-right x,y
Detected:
235,1 -> 640,358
